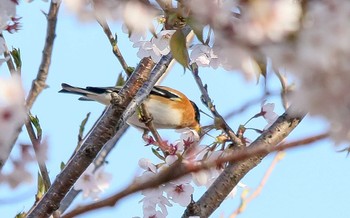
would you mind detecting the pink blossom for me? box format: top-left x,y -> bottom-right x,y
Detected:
238,0 -> 301,44
138,158 -> 157,173
134,30 -> 175,62
164,175 -> 194,207
74,164 -> 112,200
141,187 -> 171,218
190,44 -> 219,68
0,76 -> 26,161
0,0 -> 17,31
2,161 -> 32,189
122,1 -> 156,40
261,103 -> 279,129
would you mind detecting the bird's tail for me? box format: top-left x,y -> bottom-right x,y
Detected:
59,83 -> 92,96
59,83 -> 116,105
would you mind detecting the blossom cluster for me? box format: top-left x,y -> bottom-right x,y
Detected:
278,0 -> 350,143
0,76 -> 27,159
136,129 -> 245,218
0,0 -> 18,32
0,76 -> 31,188
92,0 -> 350,143
0,141 -> 48,189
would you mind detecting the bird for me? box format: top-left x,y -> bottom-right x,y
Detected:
59,83 -> 201,135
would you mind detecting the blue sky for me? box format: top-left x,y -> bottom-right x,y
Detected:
1,1 -> 349,218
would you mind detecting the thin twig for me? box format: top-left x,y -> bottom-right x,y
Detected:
26,1 -> 60,109
26,57 -> 156,218
140,103 -> 170,153
24,121 -> 51,191
96,18 -> 131,76
274,69 -> 290,110
24,119 -> 60,218
0,35 -> 19,171
191,64 -> 243,147
230,151 -> 285,218
0,34 -> 17,75
62,128 -> 327,218
224,94 -> 272,121
182,104 -> 307,217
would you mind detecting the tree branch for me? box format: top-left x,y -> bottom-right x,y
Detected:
26,1 -> 60,109
140,103 -> 170,153
230,151 -> 285,218
96,18 -> 132,76
191,64 -> 243,146
0,35 -> 19,171
26,57 -> 155,218
0,0 -> 60,173
61,106 -> 318,218
24,120 -> 51,191
182,104 -> 306,217
26,24 -> 193,217
57,123 -> 129,214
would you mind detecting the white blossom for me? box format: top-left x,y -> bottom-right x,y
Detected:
141,187 -> 171,218
261,103 -> 279,129
238,0 -> 301,44
190,44 -> 219,68
134,30 -> 175,62
265,0 -> 350,143
122,24 -> 147,43
164,175 -> 194,207
138,158 -> 157,173
0,0 -> 17,31
186,0 -> 235,28
74,164 -> 112,200
2,161 -> 33,189
122,1 -> 156,39
192,150 -> 225,187
0,76 -> 26,161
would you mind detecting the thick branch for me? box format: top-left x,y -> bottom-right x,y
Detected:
26,57 -> 155,218
61,105 -> 314,218
0,1 -> 60,172
57,123 -> 129,214
182,104 -> 306,217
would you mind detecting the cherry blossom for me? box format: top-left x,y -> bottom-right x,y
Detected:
261,103 -> 279,129
186,0 -> 235,28
65,0 -> 156,35
122,1 -> 156,39
138,158 -> 157,173
134,30 -> 175,62
190,44 -> 219,68
0,142 -> 45,189
0,76 -> 26,162
238,0 -> 302,44
192,150 -> 225,187
0,0 -> 17,31
3,161 -> 33,189
74,164 -> 112,200
164,175 -> 194,207
122,24 -> 147,43
141,187 -> 171,218
264,0 -> 350,142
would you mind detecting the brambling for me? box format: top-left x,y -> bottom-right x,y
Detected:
59,83 -> 201,134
